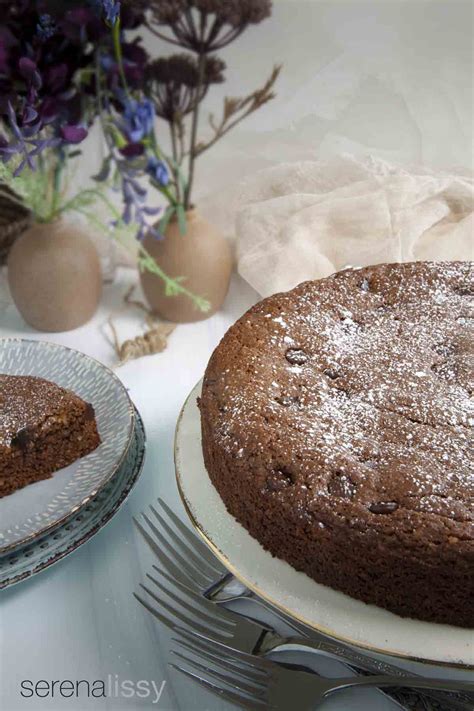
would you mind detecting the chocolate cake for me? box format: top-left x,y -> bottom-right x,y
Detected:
199,261 -> 474,627
0,375 -> 100,498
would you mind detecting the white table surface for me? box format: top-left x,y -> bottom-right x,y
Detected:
0,268 -> 472,711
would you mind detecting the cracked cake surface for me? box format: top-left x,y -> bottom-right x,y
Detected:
0,375 -> 101,498
199,261 -> 474,627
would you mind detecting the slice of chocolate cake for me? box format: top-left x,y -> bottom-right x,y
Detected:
0,375 -> 101,498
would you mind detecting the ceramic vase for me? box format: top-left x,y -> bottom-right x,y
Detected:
7,219 -> 102,332
140,209 -> 233,323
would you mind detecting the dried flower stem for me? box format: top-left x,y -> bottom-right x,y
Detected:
176,115 -> 186,164
194,65 -> 281,158
146,0 -> 276,209
184,51 -> 207,208
169,122 -> 182,202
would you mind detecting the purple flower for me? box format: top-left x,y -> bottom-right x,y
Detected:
119,142 -> 144,157
122,97 -> 155,143
0,100 -> 61,174
44,64 -> 69,94
60,125 -> 88,143
18,57 -> 42,90
60,7 -> 102,43
146,156 -> 169,186
22,104 -> 38,124
117,171 -> 160,240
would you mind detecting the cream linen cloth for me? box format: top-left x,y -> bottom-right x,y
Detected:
217,155 -> 473,297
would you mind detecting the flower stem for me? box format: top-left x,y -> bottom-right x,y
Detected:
169,123 -> 181,202
184,50 -> 206,209
148,131 -> 178,205
112,18 -> 129,96
50,154 -> 64,220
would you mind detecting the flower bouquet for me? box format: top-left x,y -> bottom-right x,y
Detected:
0,0 -> 280,328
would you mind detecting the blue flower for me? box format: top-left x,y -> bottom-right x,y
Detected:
122,98 -> 155,143
100,54 -> 115,72
103,0 -> 121,25
117,173 -> 161,241
146,157 -> 169,187
36,14 -> 56,41
89,0 -> 121,26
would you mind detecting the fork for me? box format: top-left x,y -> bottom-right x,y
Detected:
170,630 -> 474,710
135,502 -> 474,711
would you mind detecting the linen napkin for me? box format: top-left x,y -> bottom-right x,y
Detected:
205,154 -> 473,297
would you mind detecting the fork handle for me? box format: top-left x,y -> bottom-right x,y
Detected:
266,634 -> 474,709
326,675 -> 474,696
203,572 -> 234,599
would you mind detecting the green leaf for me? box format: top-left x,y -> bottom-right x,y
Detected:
176,203 -> 187,235
195,297 -> 211,313
164,282 -> 179,297
108,123 -> 128,149
0,160 -> 52,221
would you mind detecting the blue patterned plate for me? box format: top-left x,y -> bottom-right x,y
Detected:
0,408 -> 145,588
0,339 -> 135,553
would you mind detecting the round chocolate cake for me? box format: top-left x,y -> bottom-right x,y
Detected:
199,262 -> 474,627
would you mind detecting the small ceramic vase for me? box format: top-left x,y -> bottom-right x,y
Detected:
7,219 -> 102,332
140,208 -> 233,323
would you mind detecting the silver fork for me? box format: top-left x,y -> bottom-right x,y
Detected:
134,520 -> 473,711
170,630 -> 474,710
134,500 -> 230,593
134,501 -> 474,711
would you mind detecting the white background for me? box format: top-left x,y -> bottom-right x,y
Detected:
75,0 -> 473,232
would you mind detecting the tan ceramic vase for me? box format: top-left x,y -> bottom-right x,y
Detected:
140,209 -> 233,323
7,219 -> 102,332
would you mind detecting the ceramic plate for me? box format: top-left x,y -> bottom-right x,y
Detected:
0,408 -> 145,589
175,380 -> 473,669
0,339 -> 134,553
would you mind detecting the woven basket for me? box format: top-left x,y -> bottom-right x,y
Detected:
0,190 -> 32,265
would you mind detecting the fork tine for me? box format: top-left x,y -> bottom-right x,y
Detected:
134,591 -> 185,633
141,512 -> 214,587
138,583 -> 230,642
176,629 -> 273,676
145,510 -> 215,586
157,499 -> 224,574
171,650 -> 265,698
133,516 -> 204,589
151,502 -> 222,578
174,637 -> 267,684
170,664 -> 264,710
145,573 -> 234,633
151,567 -> 236,629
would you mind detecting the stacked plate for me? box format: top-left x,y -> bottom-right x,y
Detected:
0,339 -> 146,589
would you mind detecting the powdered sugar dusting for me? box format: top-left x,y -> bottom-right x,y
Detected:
204,262 -> 474,537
